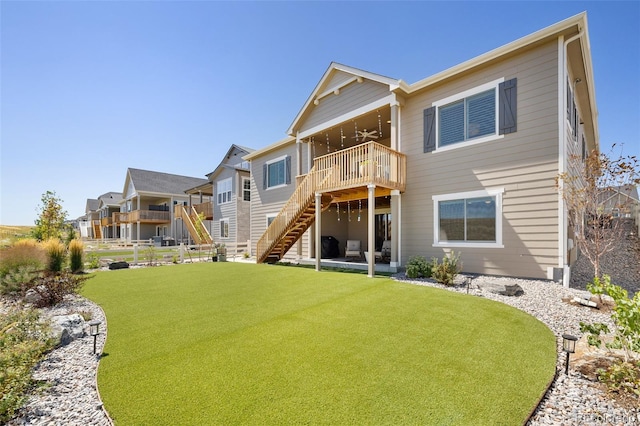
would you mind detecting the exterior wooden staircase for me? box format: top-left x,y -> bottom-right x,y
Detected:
257,166 -> 334,263
92,220 -> 103,239
176,205 -> 213,245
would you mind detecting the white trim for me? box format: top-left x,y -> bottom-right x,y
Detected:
298,94 -> 396,139
432,78 -> 504,107
432,78 -> 504,152
432,188 -> 504,248
265,156 -> 288,189
558,36 -> 566,271
219,218 -> 229,239
265,213 -> 277,227
217,177 -> 232,205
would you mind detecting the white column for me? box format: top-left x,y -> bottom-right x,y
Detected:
390,190 -> 400,268
315,192 -> 322,272
136,196 -> 141,242
390,103 -> 399,151
367,184 -> 376,278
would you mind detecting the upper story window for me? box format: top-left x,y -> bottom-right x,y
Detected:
242,177 -> 251,202
263,155 -> 291,189
424,78 -> 517,153
217,178 -> 232,205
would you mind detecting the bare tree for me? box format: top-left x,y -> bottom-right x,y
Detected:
557,147 -> 639,279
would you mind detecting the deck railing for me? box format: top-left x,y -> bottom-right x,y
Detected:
100,217 -> 112,226
312,141 -> 406,192
256,166 -> 333,262
193,202 -> 213,219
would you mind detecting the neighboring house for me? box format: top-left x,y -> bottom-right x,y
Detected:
246,12 -> 598,284
96,192 -> 123,239
115,168 -> 211,243
600,185 -> 639,219
184,144 -> 254,246
84,198 -> 100,239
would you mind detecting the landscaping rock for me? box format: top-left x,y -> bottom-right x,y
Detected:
108,261 -> 129,270
50,314 -> 85,346
477,280 -> 524,296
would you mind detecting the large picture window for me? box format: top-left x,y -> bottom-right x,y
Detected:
433,189 -> 504,248
217,178 -> 232,205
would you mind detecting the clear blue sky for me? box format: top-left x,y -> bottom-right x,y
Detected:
1,1 -> 639,226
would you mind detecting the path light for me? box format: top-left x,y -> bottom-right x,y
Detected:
562,334 -> 578,375
89,320 -> 101,355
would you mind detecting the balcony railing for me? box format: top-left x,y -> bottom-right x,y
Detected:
312,141 -> 406,193
193,202 -> 213,219
112,210 -> 170,224
100,217 -> 112,226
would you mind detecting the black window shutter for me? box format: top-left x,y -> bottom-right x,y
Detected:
285,156 -> 291,184
262,163 -> 267,189
499,78 -> 517,135
423,106 -> 436,153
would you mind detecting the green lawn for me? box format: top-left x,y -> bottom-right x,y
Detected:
82,263 -> 555,425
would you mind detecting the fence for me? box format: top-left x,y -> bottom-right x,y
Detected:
85,240 -> 251,266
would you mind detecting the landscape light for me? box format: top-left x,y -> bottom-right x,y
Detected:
562,334 -> 578,375
89,320 -> 101,355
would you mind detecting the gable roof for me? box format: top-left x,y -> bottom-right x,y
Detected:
205,144 -> 254,181
85,198 -> 99,213
124,168 -> 209,197
287,62 -> 400,137
97,192 -> 123,208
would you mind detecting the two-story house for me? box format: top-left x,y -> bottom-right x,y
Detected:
184,144 -> 254,247
246,12 -> 597,285
114,168 -> 212,243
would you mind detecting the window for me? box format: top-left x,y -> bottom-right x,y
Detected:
424,78 -> 516,153
432,189 -> 504,248
217,178 -> 232,204
242,177 -> 251,202
263,156 -> 291,189
220,219 -> 229,238
266,214 -> 277,227
439,89 -> 495,146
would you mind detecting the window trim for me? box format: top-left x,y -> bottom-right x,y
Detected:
265,155 -> 288,190
432,78 -> 504,152
219,218 -> 229,239
217,177 -> 232,205
266,213 -> 277,227
242,177 -> 251,202
432,188 -> 504,248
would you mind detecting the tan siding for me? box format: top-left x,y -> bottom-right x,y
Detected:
300,80 -> 390,133
401,40 -> 560,279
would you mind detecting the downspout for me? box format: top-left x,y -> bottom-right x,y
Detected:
559,29 -> 584,287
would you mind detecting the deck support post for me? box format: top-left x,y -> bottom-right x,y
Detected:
315,192 -> 322,272
367,184 -> 376,278
391,189 -> 400,267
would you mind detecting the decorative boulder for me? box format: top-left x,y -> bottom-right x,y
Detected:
478,281 -> 524,296
50,314 -> 85,346
109,261 -> 129,270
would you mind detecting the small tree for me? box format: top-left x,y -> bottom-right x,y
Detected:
557,147 -> 639,279
32,191 -> 68,242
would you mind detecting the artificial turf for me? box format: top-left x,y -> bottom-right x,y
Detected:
82,262 -> 555,425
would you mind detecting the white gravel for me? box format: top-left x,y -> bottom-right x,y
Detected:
5,273 -> 639,425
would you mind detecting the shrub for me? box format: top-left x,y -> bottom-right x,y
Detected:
42,239 -> 66,273
580,275 -> 640,359
86,252 -> 100,269
68,239 -> 84,273
0,240 -> 47,295
405,256 -> 431,279
431,251 -> 462,286
0,240 -> 47,277
597,360 -> 640,397
0,307 -> 54,423
21,271 -> 90,308
1,266 -> 42,296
